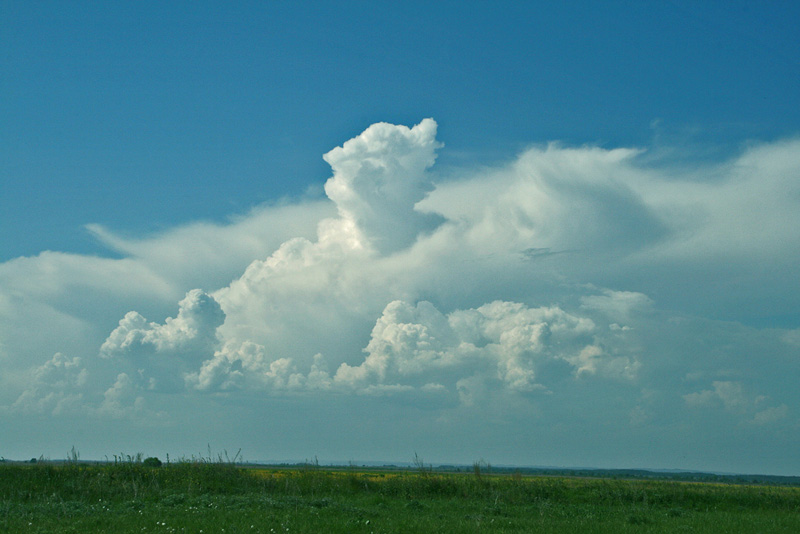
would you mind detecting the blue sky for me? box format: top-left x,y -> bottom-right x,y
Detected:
2,2 -> 800,474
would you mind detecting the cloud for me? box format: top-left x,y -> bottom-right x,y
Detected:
0,198 -> 334,395
684,380 -> 790,426
323,118 -> 443,254
101,289 -> 225,391
102,289 -> 224,357
580,289 -> 654,325
189,296 -> 639,399
336,298 -> 639,393
11,353 -> 88,415
418,143 -> 666,258
61,122 -> 800,411
2,119 -> 799,473
0,252 -> 176,390
751,404 -> 789,426
86,199 -> 335,292
184,342 -> 332,393
98,373 -> 147,419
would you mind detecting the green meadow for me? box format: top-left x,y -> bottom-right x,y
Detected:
2,458 -> 799,533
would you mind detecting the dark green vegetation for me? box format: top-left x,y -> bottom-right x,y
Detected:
2,459 -> 799,533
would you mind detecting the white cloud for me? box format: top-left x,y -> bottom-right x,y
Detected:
102,289 -> 224,357
0,252 -> 175,390
11,353 -> 88,415
184,341 -> 328,393
100,289 -> 225,391
333,298 -> 634,395
179,295 -> 639,399
683,380 -> 790,426
0,197 -> 334,399
98,373 -> 146,419
323,118 -> 443,254
2,119 -> 799,474
418,143 -> 665,257
646,138 -> 800,260
86,199 -> 334,292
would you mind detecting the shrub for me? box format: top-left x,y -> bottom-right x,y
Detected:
143,457 -> 163,468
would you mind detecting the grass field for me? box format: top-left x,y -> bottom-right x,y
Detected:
2,458 -> 799,533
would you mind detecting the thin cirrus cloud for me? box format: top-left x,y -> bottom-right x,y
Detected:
2,119 -> 799,474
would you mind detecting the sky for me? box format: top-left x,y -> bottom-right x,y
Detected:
1,1 -> 799,475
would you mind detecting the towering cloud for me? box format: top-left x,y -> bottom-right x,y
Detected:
323,118 -> 443,254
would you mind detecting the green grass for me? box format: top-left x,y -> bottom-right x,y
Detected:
2,460 -> 799,533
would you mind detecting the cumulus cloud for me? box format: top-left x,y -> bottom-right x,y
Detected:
11,353 -> 88,415
102,289 -> 224,357
323,118 -> 443,254
101,289 -> 225,390
0,252 -> 176,390
98,373 -> 147,419
188,296 -> 640,400
184,342 -> 332,393
334,299 -> 633,394
2,118 -> 800,473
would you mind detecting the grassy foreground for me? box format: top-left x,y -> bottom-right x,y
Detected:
2,460 -> 799,533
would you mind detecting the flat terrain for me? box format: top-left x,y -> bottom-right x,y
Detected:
2,461 -> 799,533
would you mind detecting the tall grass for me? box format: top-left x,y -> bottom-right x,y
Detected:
0,451 -> 254,503
3,458 -> 799,511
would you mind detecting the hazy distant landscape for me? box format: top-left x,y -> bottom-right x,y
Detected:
5,454 -> 800,487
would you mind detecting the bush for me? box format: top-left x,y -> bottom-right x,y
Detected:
143,457 -> 163,468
